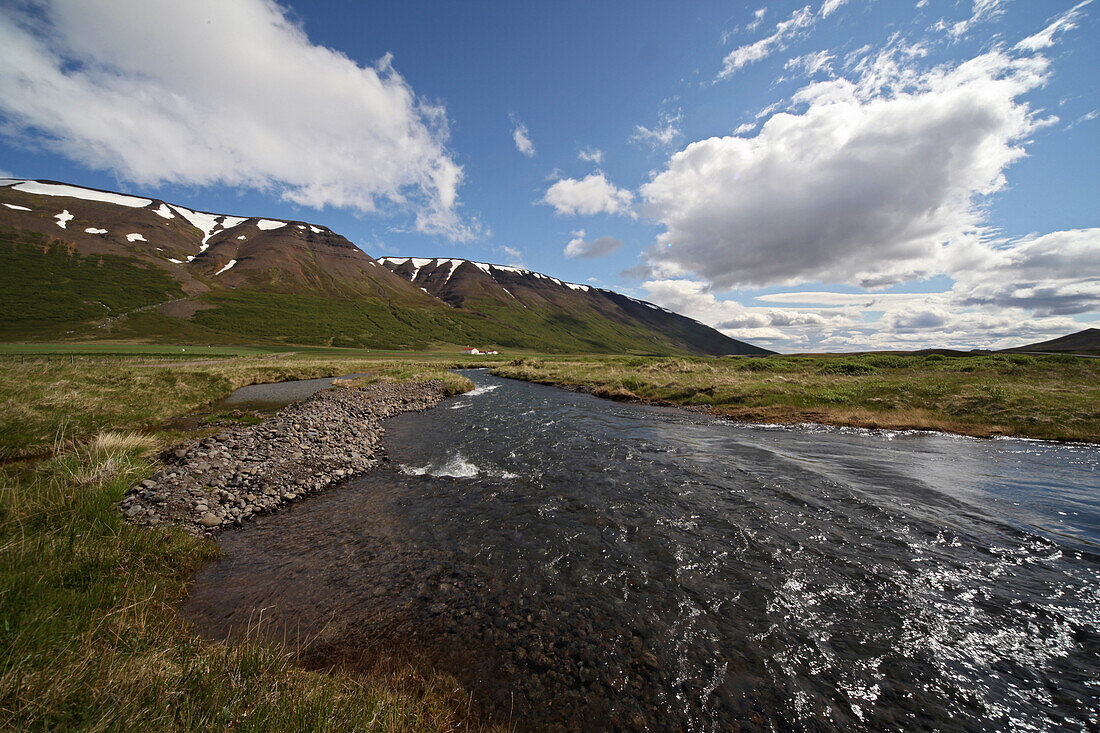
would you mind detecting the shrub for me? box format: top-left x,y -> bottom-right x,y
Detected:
818,361 -> 879,376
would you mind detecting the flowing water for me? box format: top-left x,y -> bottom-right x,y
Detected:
184,370 -> 1100,731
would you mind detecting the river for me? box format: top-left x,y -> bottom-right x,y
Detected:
184,370 -> 1100,731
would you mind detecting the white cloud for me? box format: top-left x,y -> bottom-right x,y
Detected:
643,48 -> 1050,289
819,0 -> 848,18
1015,0 -> 1094,52
747,7 -> 768,32
578,147 -> 604,164
499,245 -> 526,267
0,0 -> 476,240
948,0 -> 1009,38
733,122 -> 757,135
718,5 -> 815,78
511,115 -> 536,157
650,277 -> 1097,352
639,278 -> 856,346
664,227 -> 1100,351
1065,108 -> 1098,130
953,229 -> 1100,316
630,111 -> 682,150
564,230 -> 624,259
543,172 -> 634,216
784,50 -> 834,76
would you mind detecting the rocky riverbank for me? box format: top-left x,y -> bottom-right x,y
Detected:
120,380 -> 451,534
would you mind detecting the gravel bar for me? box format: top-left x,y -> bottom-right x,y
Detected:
120,380 -> 450,534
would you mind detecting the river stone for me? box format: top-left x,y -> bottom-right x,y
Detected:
117,379 -> 450,535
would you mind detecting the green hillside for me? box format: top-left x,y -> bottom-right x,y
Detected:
1,228 -> 731,354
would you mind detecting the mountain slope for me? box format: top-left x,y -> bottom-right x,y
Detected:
379,257 -> 770,355
1002,328 -> 1100,356
0,178 -> 769,354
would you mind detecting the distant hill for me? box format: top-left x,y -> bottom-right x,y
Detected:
1002,328 -> 1100,356
0,178 -> 768,355
379,257 -> 770,356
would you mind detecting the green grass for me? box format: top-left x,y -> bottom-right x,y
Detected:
492,352 -> 1100,442
0,353 -> 488,460
0,230 -> 184,340
0,343 -> 277,356
0,354 -> 497,731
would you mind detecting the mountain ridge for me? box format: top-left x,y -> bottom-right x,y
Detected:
378,256 -> 771,356
0,178 -> 770,355
1002,328 -> 1100,356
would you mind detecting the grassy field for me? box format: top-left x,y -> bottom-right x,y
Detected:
3,345 -> 1096,731
492,352 -> 1100,442
0,351 -> 507,732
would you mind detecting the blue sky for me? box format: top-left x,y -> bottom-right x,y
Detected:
0,0 -> 1096,351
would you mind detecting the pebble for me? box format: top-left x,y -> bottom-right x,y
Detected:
118,380 -> 450,534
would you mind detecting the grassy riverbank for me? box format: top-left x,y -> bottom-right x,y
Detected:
493,352 -> 1100,442
0,352 -> 500,731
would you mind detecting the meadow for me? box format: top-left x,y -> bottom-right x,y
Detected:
2,344 -> 1095,731
492,352 -> 1100,443
0,349 -> 501,731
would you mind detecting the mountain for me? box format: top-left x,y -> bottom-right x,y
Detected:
0,178 -> 769,355
379,257 -> 770,355
1002,328 -> 1100,356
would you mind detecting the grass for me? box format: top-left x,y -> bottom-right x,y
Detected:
0,230 -> 185,340
0,353 -> 491,460
0,352 -> 502,731
492,352 -> 1100,442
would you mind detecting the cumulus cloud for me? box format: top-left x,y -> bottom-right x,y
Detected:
1016,0 -> 1094,52
578,147 -> 604,164
643,48 -> 1050,290
648,274 -> 1096,352
639,278 -> 852,344
511,115 -> 536,157
718,5 -> 815,78
543,172 -> 633,216
630,111 -> 683,150
953,229 -> 1100,316
564,230 -> 624,259
0,0 -> 476,239
720,227 -> 1100,349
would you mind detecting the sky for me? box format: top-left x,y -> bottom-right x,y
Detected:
0,0 -> 1097,353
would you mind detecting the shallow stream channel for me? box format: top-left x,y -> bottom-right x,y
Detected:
183,369 -> 1100,731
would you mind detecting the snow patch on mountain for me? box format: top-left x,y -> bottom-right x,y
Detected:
214,259 -> 238,276
170,204 -> 221,247
54,210 -> 73,228
256,219 -> 287,230
12,180 -> 151,207
126,233 -> 146,242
